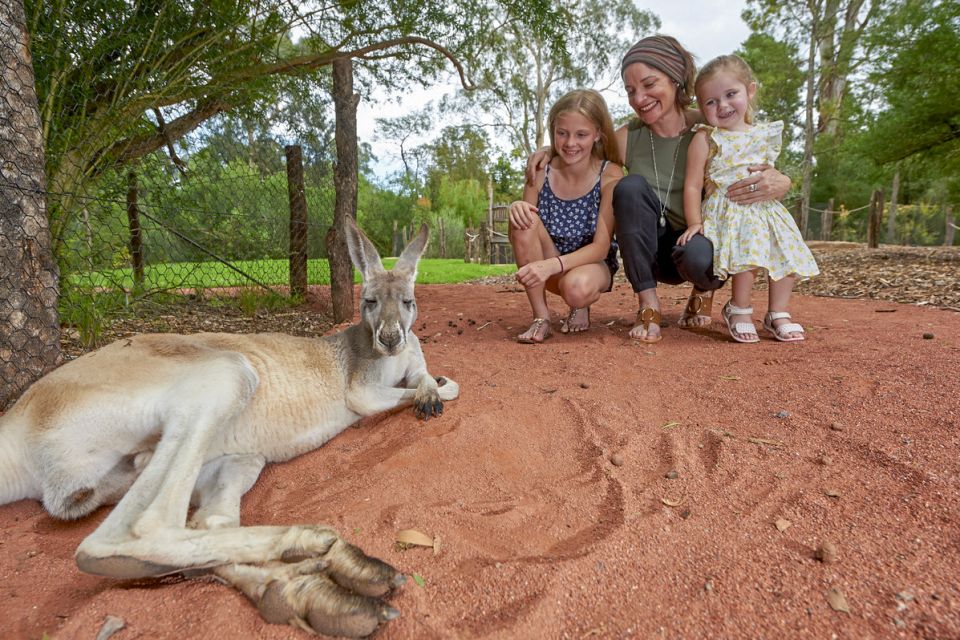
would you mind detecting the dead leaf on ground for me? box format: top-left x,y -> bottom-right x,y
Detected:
661,495 -> 685,507
824,488 -> 842,498
661,421 -> 681,430
396,529 -> 435,549
720,375 -> 741,381
827,588 -> 851,613
775,518 -> 792,532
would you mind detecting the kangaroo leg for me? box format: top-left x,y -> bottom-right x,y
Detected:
189,454 -> 266,529
346,375 -> 459,418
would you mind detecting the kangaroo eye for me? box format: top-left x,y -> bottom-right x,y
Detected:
403,299 -> 415,306
363,298 -> 377,305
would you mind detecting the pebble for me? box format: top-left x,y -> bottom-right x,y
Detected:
579,382 -> 590,389
830,421 -> 844,431
610,454 -> 624,467
819,455 -> 833,466
680,508 -> 692,519
665,470 -> 679,479
922,332 -> 934,340
775,410 -> 790,418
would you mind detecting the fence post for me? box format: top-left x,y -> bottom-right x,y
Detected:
285,144 -> 308,299
438,217 -> 446,258
886,164 -> 900,244
821,197 -> 834,241
126,171 -> 144,285
946,204 -> 956,247
479,222 -> 491,264
866,188 -> 883,249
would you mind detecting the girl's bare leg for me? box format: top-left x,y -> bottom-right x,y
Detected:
767,275 -> 802,340
510,222 -> 557,343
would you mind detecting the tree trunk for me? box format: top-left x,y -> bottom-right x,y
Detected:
886,164 -> 900,244
821,197 -> 834,241
0,0 -> 61,408
866,188 -> 883,249
799,6 -> 819,239
329,58 -> 360,323
285,145 -> 308,299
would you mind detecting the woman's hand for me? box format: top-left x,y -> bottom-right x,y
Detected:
509,200 -> 539,230
516,257 -> 561,289
676,223 -> 703,246
524,147 -> 552,186
727,164 -> 791,205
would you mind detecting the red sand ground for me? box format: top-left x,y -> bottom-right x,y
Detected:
2,281 -> 959,639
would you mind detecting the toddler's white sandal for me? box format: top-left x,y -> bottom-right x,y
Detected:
721,301 -> 760,343
763,311 -> 805,342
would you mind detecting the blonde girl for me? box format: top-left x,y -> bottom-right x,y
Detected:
679,55 -> 819,343
509,89 -> 623,343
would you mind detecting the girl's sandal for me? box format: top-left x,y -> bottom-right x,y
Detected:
721,301 -> 759,343
763,311 -> 805,342
678,290 -> 714,329
517,318 -> 552,344
559,307 -> 590,334
630,307 -> 663,343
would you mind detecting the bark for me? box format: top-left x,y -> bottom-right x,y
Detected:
0,0 -> 61,407
886,164 -> 900,244
799,4 -> 819,239
329,58 -> 360,323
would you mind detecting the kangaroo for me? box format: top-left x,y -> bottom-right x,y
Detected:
0,219 -> 459,637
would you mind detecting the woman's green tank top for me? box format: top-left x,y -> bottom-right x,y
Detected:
623,118 -> 695,231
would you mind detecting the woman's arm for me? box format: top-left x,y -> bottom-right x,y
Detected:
678,130 -> 708,246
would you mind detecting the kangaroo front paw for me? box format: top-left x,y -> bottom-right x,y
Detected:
414,389 -> 443,420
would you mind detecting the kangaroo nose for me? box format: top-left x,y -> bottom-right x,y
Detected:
379,328 -> 402,349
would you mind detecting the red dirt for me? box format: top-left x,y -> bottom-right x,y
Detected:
2,281 -> 959,639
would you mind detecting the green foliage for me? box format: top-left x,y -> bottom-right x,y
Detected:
736,33 -> 804,152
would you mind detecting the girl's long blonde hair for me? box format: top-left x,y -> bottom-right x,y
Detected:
547,89 -> 621,165
695,54 -> 758,125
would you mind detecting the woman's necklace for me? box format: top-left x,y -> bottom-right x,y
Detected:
649,128 -> 682,227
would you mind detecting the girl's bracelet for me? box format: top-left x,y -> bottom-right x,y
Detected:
556,255 -> 564,273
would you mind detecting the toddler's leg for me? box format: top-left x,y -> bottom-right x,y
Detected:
721,270 -> 759,343
764,276 -> 805,341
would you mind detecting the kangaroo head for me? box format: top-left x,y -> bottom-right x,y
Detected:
345,218 -> 428,357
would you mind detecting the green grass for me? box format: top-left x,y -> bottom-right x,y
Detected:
68,258 -> 516,290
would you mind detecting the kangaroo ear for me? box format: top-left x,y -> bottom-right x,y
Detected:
395,223 -> 429,275
344,217 -> 384,280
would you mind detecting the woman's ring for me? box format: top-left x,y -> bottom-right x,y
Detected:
749,184 -> 757,193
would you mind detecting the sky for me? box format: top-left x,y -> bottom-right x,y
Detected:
359,0 -> 750,181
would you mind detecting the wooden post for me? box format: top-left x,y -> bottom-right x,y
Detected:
438,216 -> 446,258
866,188 -> 883,248
392,219 -> 400,257
329,57 -> 360,323
886,164 -> 900,244
945,204 -> 956,247
821,197 -> 834,241
479,221 -> 491,264
126,171 -> 144,285
285,145 -> 308,299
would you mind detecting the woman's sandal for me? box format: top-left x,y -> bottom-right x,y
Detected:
517,317 -> 552,344
678,290 -> 714,329
763,311 -> 806,342
559,307 -> 590,334
721,301 -> 759,343
630,307 -> 663,343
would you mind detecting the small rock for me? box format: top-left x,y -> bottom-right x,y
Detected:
610,454 -> 624,467
824,488 -> 841,498
457,329 -> 463,335
25,550 -> 38,558
896,591 -> 915,602
704,580 -> 714,592
816,541 -> 838,564
922,332 -> 934,340
775,410 -> 790,419
95,616 -> 126,640
679,508 -> 692,519
819,455 -> 833,466
893,618 -> 906,628
775,518 -> 792,532
579,382 -> 590,389
665,470 -> 679,479
830,421 -> 844,431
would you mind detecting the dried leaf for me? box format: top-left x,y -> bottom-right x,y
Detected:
827,588 -> 850,613
412,573 -> 426,587
775,518 -> 792,532
720,375 -> 741,380
661,421 -> 680,430
661,495 -> 685,507
824,488 -> 841,498
396,529 -> 434,547
433,535 -> 442,556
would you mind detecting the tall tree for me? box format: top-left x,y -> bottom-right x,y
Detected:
1,0 -> 61,407
736,33 -> 804,152
447,0 -> 659,157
